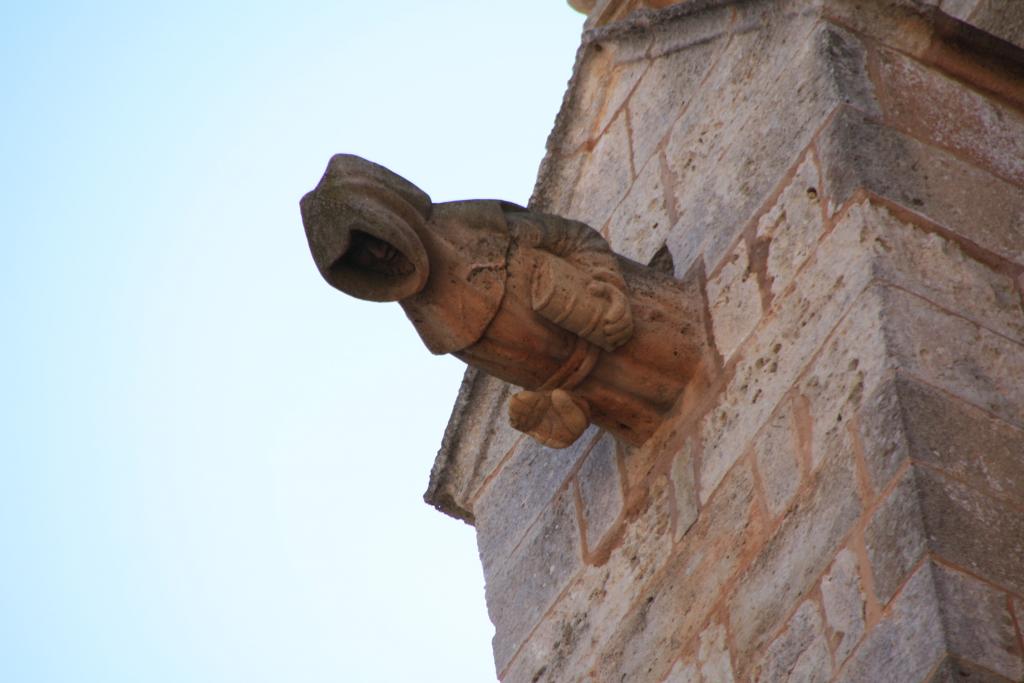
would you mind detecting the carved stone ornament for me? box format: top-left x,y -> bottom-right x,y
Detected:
301,155 -> 712,448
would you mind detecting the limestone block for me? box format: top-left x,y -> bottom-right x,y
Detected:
728,444 -> 862,665
699,209 -> 879,503
929,656 -> 1017,683
664,20 -> 877,273
626,41 -> 723,173
968,1 -> 1024,48
475,426 -> 597,577
816,109 -> 1024,265
577,433 -> 625,552
696,623 -> 735,683
755,154 -> 825,301
531,151 -> 586,216
568,114 -> 634,231
595,463 -> 757,683
915,466 -> 1024,596
859,202 -> 1024,345
857,380 -> 911,493
752,600 -> 831,683
753,399 -> 802,517
878,285 -> 1024,429
835,563 -> 945,683
607,154 -> 673,264
485,487 -> 582,674
865,468 -> 928,604
670,437 -> 698,541
502,476 -> 674,683
876,47 -> 1024,186
665,659 -> 699,683
706,240 -> 762,362
932,563 -> 1024,680
426,370 -> 522,522
820,549 -> 866,666
595,59 -> 650,140
897,378 -> 1024,504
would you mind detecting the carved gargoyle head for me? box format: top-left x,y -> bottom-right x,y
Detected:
300,154 -> 433,302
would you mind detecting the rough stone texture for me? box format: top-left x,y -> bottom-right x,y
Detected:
501,476 -> 674,683
729,441 -> 862,666
670,437 -> 698,541
836,563 -> 946,683
816,109 -> 1024,266
754,153 -> 825,302
967,1 -> 1024,48
752,600 -> 831,683
897,377 -> 1024,505
753,399 -> 802,517
664,18 -> 878,273
865,468 -> 928,605
595,462 -> 758,683
820,548 -> 867,666
425,370 -> 522,522
568,113 -> 634,230
607,153 -> 673,264
475,427 -> 597,577
857,379 -> 911,493
699,208 -> 882,503
929,656 -> 1018,683
706,239 -> 763,362
876,45 -> 1024,186
485,487 -> 582,674
931,563 -> 1024,680
915,465 -> 1024,596
696,622 -> 736,683
577,432 -> 625,552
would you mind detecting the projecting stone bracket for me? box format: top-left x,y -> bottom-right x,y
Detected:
301,154 -> 713,448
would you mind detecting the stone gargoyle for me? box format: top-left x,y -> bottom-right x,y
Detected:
301,154 -> 712,448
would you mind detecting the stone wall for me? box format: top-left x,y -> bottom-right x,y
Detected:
425,1 -> 1024,680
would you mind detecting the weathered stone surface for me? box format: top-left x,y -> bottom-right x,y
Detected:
706,240 -> 763,362
916,466 -> 1024,596
577,432 -> 625,552
816,109 -> 1024,265
607,153 -> 673,264
857,379 -> 911,493
626,40 -> 722,173
755,154 -> 825,301
932,563 -> 1024,680
861,202 -> 1024,345
699,207 -> 881,503
820,548 -> 866,666
568,114 -> 634,230
878,285 -> 1024,429
697,622 -> 736,683
665,19 -> 877,273
928,655 -> 1018,683
836,562 -> 945,683
502,475 -> 674,683
967,1 -> 1024,48
876,46 -> 1024,186
426,369 -> 521,522
753,399 -> 802,517
898,377 -> 1024,504
670,437 -> 698,542
595,462 -> 757,683
476,427 -> 597,577
729,442 -> 862,664
485,487 -> 582,674
665,659 -> 699,683
752,600 -> 831,683
865,468 -> 928,604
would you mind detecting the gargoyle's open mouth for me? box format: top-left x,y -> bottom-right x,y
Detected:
329,230 -> 415,278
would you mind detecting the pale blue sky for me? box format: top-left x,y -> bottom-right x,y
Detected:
0,2 -> 582,680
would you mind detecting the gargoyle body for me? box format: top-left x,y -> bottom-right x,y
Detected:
301,155 -> 710,448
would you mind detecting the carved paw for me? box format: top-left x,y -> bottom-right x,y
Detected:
587,280 -> 634,350
509,389 -> 590,448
